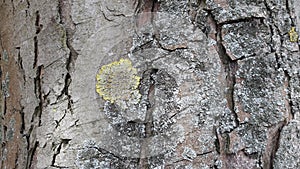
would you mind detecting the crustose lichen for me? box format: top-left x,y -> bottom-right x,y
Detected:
96,58 -> 141,108
288,27 -> 298,42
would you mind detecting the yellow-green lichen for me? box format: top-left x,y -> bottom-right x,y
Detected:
96,58 -> 141,108
288,27 -> 298,42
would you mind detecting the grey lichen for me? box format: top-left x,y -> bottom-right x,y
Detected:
2,49 -> 8,62
221,21 -> 271,60
2,72 -> 9,98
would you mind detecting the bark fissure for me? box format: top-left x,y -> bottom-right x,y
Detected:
58,0 -> 78,114
264,0 -> 294,122
26,63 -> 43,168
16,47 -> 26,85
33,36 -> 38,68
262,122 -> 285,169
34,65 -> 43,126
33,10 -> 41,68
134,2 -> 161,168
138,69 -> 157,168
209,11 -> 239,132
263,1 -> 295,167
19,106 -> 25,135
196,151 -> 213,156
26,141 -> 38,169
55,110 -> 66,129
51,139 -> 71,168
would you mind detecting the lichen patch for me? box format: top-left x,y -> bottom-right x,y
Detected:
96,58 -> 141,108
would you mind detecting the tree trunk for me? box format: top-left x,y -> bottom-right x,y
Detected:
0,0 -> 299,168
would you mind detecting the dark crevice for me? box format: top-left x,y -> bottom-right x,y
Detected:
138,68 -> 157,168
51,139 -> 71,168
33,10 -> 41,68
26,62 -> 42,168
258,155 -> 263,169
101,11 -> 114,22
213,159 -> 219,169
92,146 -> 123,161
33,36 -> 38,68
3,95 -> 7,115
220,17 -> 265,26
268,24 -> 276,53
55,110 -> 66,129
69,119 -> 79,128
210,11 -> 239,131
262,122 -> 285,169
217,42 -> 238,120
51,142 -> 62,166
269,125 -> 284,169
26,0 -> 30,8
214,128 -> 220,154
261,2 -> 291,153
197,151 -> 213,156
35,11 -> 42,34
203,8 -> 264,26
131,40 -> 154,53
206,10 -> 241,163
26,141 -> 39,169
58,0 -> 78,114
33,65 -> 43,126
144,68 -> 158,136
19,106 -> 25,135
285,0 -> 295,26
16,47 -> 26,85
266,0 -> 294,122
133,0 -> 141,14
25,0 -> 30,17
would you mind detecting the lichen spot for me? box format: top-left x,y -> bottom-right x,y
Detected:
96,58 -> 141,106
288,27 -> 298,42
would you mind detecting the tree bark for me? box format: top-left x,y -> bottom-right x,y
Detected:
0,0 -> 299,168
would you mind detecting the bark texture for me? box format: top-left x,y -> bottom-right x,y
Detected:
0,0 -> 299,168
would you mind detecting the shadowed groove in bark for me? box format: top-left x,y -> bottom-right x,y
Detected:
51,139 -> 71,168
264,0 -> 294,122
134,1 -> 161,168
263,0 -> 296,167
33,10 -> 41,69
27,141 -> 39,169
25,8 -> 44,168
262,122 -> 285,169
58,0 -> 78,114
206,10 -> 239,133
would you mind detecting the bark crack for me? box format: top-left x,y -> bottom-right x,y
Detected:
262,1 -> 294,167
262,122 -> 285,169
51,139 -> 71,168
55,110 -> 67,129
33,10 -> 42,68
264,0 -> 294,122
58,0 -> 78,114
138,68 -> 157,168
26,141 -> 39,169
208,11 -> 239,133
25,65 -> 43,169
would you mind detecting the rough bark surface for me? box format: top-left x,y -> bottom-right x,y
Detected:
0,0 -> 299,168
